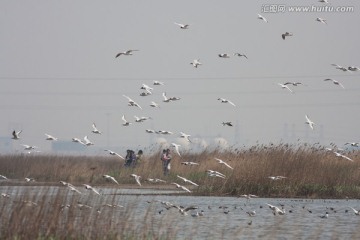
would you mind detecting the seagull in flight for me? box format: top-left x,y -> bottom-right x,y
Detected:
268,176 -> 287,180
316,17 -> 327,24
123,95 -> 142,109
348,66 -> 360,72
177,175 -> 199,186
282,32 -> 293,40
331,64 -> 348,72
324,78 -> 345,89
345,142 -> 359,147
0,175 -> 8,180
103,175 -> 119,185
115,49 -> 139,58
12,130 -> 22,140
22,144 -> 37,150
134,116 -> 151,123
239,194 -> 258,200
218,53 -> 231,58
349,207 -> 360,215
91,123 -> 102,134
181,161 -> 199,166
141,84 -> 153,92
171,182 -> 192,193
153,80 -> 165,85
218,98 -> 236,107
72,137 -> 85,145
257,14 -> 268,23
267,203 -> 285,215
122,115 -> 131,126
278,83 -> 294,93
222,122 -> 233,127
150,101 -> 160,108
130,174 -> 142,186
333,151 -> 353,162
206,170 -> 226,179
179,132 -> 192,142
305,115 -> 315,130
83,184 -> 101,195
319,0 -> 329,3
171,143 -> 182,157
190,59 -> 202,68
104,149 -> 124,159
145,129 -> 156,133
214,157 -> 234,169
174,22 -> 189,29
233,53 -> 248,59
284,82 -> 303,86
45,133 -> 58,141
83,136 -> 94,146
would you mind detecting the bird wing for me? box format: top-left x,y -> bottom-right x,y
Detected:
228,100 -> 236,107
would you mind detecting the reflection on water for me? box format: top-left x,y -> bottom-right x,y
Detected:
0,185 -> 359,239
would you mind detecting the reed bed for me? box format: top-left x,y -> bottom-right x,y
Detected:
0,143 -> 359,198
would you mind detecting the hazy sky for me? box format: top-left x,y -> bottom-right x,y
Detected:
1,0 -> 359,154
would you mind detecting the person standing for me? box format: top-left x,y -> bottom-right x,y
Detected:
161,149 -> 172,176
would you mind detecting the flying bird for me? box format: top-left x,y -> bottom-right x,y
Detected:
218,53 -> 231,58
267,203 -> 285,215
122,115 -> 131,126
171,182 -> 192,193
278,83 -> 294,93
174,22 -> 189,29
91,123 -> 102,134
130,174 -> 142,186
171,143 -> 182,157
72,138 -> 85,145
305,115 -> 315,130
190,59 -> 202,68
45,133 -> 58,141
134,116 -> 151,123
104,149 -> 124,159
122,95 -> 142,109
181,161 -> 199,166
206,170 -> 226,179
284,82 -> 303,86
145,129 -> 156,133
324,78 -> 345,89
179,132 -> 191,142
257,14 -> 268,23
177,175 -> 199,187
83,184 -> 100,195
233,53 -> 248,59
331,64 -> 348,72
218,98 -> 236,107
333,151 -> 353,162
345,142 -> 359,147
348,66 -> 360,71
214,157 -> 233,169
316,17 -> 327,24
115,49 -> 139,58
12,130 -> 22,140
103,175 -> 119,185
222,122 -> 233,127
269,176 -> 287,180
83,136 -> 94,146
282,32 -> 293,40
153,80 -> 165,85
150,101 -> 160,108
22,144 -> 37,150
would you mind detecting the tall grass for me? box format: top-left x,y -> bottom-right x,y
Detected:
0,143 -> 359,198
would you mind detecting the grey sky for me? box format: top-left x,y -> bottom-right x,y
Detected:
1,0 -> 359,153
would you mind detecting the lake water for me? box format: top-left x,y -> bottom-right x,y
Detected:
0,185 -> 359,239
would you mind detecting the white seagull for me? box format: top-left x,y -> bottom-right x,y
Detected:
331,64 -> 348,72
257,14 -> 268,23
233,53 -> 248,59
83,136 -> 94,146
282,32 -> 293,40
284,82 -> 303,86
103,175 -> 119,185
22,144 -> 37,150
345,142 -> 359,147
150,101 -> 160,108
267,203 -> 285,215
12,130 -> 22,140
171,143 -> 182,157
181,161 -> 199,166
316,17 -> 327,24
239,194 -> 258,199
174,22 -> 189,29
134,116 -> 151,123
179,132 -> 191,142
153,80 -> 165,85
269,176 -> 287,180
104,149 -> 124,159
278,83 -> 294,93
177,175 -> 199,187
130,174 -> 142,186
123,95 -> 142,109
305,115 -> 315,130
349,207 -> 360,215
91,123 -> 102,134
218,98 -> 236,107
333,151 -> 353,162
0,175 -> 8,180
218,53 -> 231,58
145,129 -> 156,133
83,184 -> 101,195
190,59 -> 202,68
141,84 -> 153,92
45,133 -> 58,141
115,49 -> 139,58
214,157 -> 234,169
122,115 -> 131,126
206,170 -> 226,178
171,182 -> 192,193
324,78 -> 345,89
72,137 -> 85,145
348,66 -> 360,72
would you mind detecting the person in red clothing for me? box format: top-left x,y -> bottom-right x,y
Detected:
161,149 -> 172,176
